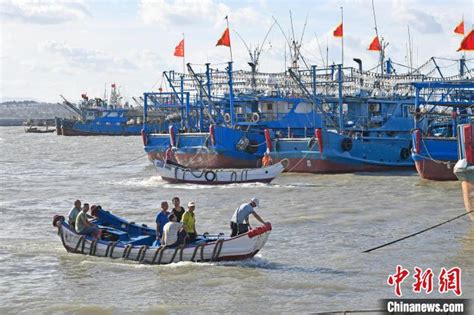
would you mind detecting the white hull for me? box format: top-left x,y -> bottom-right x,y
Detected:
154,160 -> 285,184
54,219 -> 272,264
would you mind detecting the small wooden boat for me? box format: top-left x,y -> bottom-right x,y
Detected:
53,208 -> 272,264
24,126 -> 56,133
153,159 -> 286,184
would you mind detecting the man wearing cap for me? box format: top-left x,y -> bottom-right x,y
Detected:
155,201 -> 170,242
230,198 -> 266,237
182,201 -> 197,243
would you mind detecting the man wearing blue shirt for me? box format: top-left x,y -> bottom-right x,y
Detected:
155,201 -> 170,242
230,198 -> 266,237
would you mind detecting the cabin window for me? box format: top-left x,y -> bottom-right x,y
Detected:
294,102 -> 312,114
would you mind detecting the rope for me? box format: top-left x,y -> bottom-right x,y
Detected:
312,310 -> 384,314
89,240 -> 97,255
190,243 -> 205,262
285,141 -> 318,173
122,245 -> 132,258
100,153 -> 148,169
151,246 -> 166,264
73,236 -> 85,253
418,137 -> 452,165
211,240 -> 224,261
109,242 -> 118,258
363,210 -> 473,253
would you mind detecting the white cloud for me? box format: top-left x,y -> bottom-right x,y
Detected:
138,0 -> 270,29
392,1 -> 443,34
0,0 -> 90,24
139,0 -> 230,28
38,40 -> 138,72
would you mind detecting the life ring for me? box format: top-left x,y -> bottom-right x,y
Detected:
205,170 -> 217,182
251,113 -> 260,123
400,147 -> 410,160
224,113 -> 231,123
341,138 -> 353,151
52,215 -> 65,227
368,104 -> 377,112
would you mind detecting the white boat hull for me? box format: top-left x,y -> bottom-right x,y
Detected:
154,160 -> 285,184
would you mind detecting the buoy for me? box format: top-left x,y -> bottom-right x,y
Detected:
264,129 -> 272,151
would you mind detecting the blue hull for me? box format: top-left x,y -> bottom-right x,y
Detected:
270,130 -> 414,173
411,132 -> 457,180
145,125 -> 266,168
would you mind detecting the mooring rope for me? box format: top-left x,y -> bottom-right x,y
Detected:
100,153 -> 148,169
363,210 -> 473,253
312,309 -> 384,314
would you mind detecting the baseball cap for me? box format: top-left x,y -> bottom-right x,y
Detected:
250,198 -> 259,207
188,201 -> 195,207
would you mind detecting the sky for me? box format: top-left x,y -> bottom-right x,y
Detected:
0,0 -> 473,102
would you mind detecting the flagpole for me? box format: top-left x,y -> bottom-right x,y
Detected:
182,33 -> 186,74
341,6 -> 344,66
226,16 -> 233,62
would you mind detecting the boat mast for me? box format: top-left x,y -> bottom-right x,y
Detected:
371,0 -> 384,74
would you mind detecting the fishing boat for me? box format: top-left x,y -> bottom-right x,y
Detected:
411,80 -> 474,181
24,126 -> 55,133
142,63 -> 334,169
56,84 -> 169,136
154,159 -> 286,184
52,208 -> 272,264
267,95 -> 416,173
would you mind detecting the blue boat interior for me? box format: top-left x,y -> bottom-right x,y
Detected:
73,209 -> 219,247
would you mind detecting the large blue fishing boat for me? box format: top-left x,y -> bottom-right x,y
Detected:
57,84 -> 170,136
411,79 -> 474,181
142,63 -> 322,168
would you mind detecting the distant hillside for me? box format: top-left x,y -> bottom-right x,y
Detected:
0,100 -> 78,126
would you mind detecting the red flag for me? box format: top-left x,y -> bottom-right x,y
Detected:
174,39 -> 184,57
333,23 -> 343,37
454,21 -> 465,35
368,36 -> 381,51
458,30 -> 474,51
216,27 -> 231,47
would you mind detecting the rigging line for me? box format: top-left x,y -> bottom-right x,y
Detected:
363,210 -> 473,253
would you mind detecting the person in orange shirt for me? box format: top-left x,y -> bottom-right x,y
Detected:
262,150 -> 273,167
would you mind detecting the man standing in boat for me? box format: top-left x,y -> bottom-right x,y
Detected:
182,201 -> 197,243
155,201 -> 170,243
171,196 -> 185,222
230,198 -> 266,237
